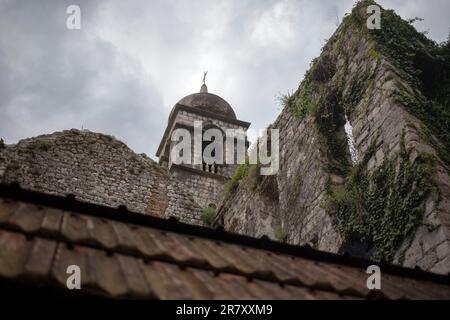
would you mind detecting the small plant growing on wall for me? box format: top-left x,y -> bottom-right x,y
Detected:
274,227 -> 288,243
0,138 -> 5,150
202,204 -> 216,225
27,140 -> 51,152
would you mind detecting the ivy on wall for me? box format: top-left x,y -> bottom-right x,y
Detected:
351,0 -> 450,167
226,161 -> 260,194
277,0 -> 447,260
330,135 -> 436,262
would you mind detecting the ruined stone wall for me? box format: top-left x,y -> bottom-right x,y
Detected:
346,48 -> 450,273
217,104 -> 343,251
216,1 -> 450,274
332,3 -> 450,274
274,111 -> 343,252
0,129 -> 202,223
217,174 -> 281,241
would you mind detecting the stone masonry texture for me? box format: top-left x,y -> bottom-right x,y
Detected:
216,1 -> 450,274
0,129 -> 203,224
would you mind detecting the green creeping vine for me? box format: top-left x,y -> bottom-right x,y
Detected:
352,1 -> 450,167
276,1 -> 446,260
225,162 -> 260,195
332,135 -> 436,262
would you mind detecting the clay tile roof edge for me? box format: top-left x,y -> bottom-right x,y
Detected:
0,182 -> 449,287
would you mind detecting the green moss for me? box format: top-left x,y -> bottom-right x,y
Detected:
278,91 -> 295,110
202,206 -> 216,225
274,227 -> 288,243
346,1 -> 450,166
226,163 -> 247,194
274,1 -> 446,262
342,69 -> 373,116
226,160 -> 261,194
372,8 -> 450,165
391,85 -> 450,167
369,48 -> 381,60
27,140 -> 51,152
315,88 -> 352,176
103,134 -> 115,142
287,78 -> 321,121
331,135 -> 436,262
309,54 -> 336,83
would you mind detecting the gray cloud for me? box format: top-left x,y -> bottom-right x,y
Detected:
0,0 -> 165,154
0,0 -> 448,157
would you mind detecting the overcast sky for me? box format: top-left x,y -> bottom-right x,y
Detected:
0,0 -> 449,158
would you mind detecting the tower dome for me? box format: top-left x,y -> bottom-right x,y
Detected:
175,84 -> 237,119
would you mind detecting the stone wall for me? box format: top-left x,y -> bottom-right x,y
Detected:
217,104 -> 343,251
170,166 -> 226,211
346,49 -> 450,273
334,3 -> 450,274
166,176 -> 205,225
0,129 -> 202,223
217,174 -> 281,241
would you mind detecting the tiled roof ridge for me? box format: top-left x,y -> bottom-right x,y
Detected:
1,182 -> 449,287
0,226 -> 366,299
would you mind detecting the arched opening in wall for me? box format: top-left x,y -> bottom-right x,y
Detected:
315,89 -> 353,176
344,116 -> 359,165
202,123 -> 225,174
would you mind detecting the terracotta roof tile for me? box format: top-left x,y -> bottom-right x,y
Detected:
188,268 -> 235,299
271,254 -> 332,289
0,198 -> 20,223
51,243 -> 89,291
40,207 -> 64,237
0,230 -> 31,278
158,231 -> 209,265
23,237 -> 57,279
283,285 -> 330,300
217,273 -> 258,299
110,221 -> 140,253
189,238 -> 237,271
132,228 -> 169,259
84,246 -> 128,297
115,254 -> 150,298
177,267 -> 215,299
0,186 -> 449,300
247,280 -> 290,299
140,261 -> 192,299
7,202 -> 45,233
61,212 -> 91,243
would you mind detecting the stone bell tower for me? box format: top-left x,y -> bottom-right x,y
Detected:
156,79 -> 250,210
